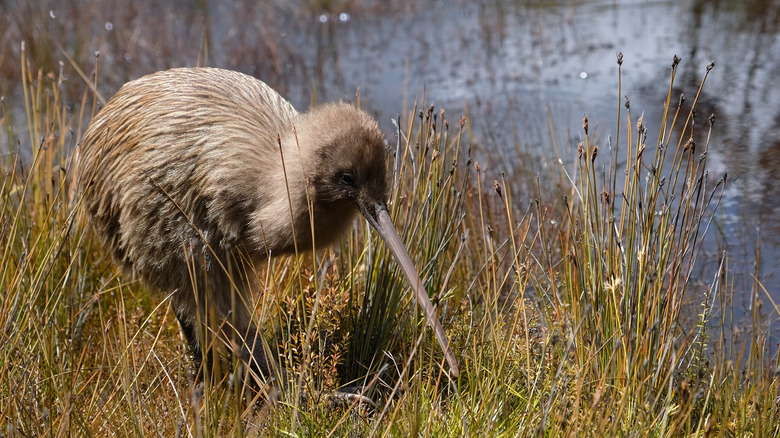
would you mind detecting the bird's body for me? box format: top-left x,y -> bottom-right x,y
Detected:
76,67 -> 457,385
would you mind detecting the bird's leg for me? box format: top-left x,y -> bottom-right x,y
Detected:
209,261 -> 279,397
174,305 -> 219,384
218,299 -> 277,394
242,326 -> 273,379
174,247 -> 280,398
241,325 -> 281,401
175,310 -> 203,376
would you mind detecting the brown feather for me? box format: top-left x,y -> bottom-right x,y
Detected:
76,67 -> 456,388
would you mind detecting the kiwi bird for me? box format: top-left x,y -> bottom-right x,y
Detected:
76,67 -> 458,386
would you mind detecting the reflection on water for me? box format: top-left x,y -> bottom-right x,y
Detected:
2,0 -> 779,306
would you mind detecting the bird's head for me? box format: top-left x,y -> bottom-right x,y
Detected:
297,102 -> 389,219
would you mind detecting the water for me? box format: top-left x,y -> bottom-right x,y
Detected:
292,0 -> 780,311
3,0 -> 779,313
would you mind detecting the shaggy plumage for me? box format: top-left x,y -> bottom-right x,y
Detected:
76,67 -> 457,385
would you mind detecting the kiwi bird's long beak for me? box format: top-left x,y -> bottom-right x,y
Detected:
360,202 -> 459,377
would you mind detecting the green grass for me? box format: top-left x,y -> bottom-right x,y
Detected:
1,43 -> 779,437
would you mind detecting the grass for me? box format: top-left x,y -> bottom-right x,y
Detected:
1,39 -> 779,438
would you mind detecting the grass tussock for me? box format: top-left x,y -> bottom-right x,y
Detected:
1,45 -> 779,437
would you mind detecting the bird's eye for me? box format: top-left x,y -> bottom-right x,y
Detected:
340,173 -> 355,186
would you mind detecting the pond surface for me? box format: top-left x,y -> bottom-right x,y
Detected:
242,0 -> 780,315
3,0 -> 779,314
